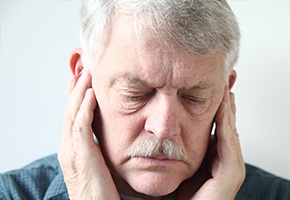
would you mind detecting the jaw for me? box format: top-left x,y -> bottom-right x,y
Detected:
114,172 -> 182,199
111,158 -> 196,198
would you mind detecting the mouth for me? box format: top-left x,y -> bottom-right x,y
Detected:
135,156 -> 179,161
131,153 -> 183,166
134,153 -> 180,161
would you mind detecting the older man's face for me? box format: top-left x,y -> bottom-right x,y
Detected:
91,17 -> 227,196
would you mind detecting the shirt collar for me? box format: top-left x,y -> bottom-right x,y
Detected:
43,172 -> 68,199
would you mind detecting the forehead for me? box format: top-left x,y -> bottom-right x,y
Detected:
95,15 -> 226,89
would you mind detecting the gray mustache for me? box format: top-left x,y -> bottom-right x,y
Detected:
129,135 -> 185,160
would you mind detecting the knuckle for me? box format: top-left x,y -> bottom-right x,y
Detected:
64,111 -> 75,125
72,123 -> 83,135
77,107 -> 91,124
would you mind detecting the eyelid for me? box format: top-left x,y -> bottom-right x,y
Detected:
179,94 -> 207,104
178,94 -> 210,116
124,89 -> 156,100
124,93 -> 148,101
118,90 -> 155,114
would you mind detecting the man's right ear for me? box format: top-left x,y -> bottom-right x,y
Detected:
70,48 -> 84,78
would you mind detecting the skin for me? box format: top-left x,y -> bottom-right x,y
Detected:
58,16 -> 245,200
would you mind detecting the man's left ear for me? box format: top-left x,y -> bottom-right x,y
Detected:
228,70 -> 237,90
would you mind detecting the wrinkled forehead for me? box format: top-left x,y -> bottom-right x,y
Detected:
100,23 -> 226,89
94,12 -> 227,89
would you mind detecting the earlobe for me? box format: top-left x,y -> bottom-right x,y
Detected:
228,70 -> 237,90
70,48 -> 84,77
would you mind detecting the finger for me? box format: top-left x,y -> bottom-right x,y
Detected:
215,88 -> 244,175
63,71 -> 92,142
215,88 -> 240,160
67,71 -> 92,117
72,88 -> 97,154
230,92 -> 236,116
215,89 -> 228,141
225,91 -> 236,130
216,87 -> 236,140
68,75 -> 78,97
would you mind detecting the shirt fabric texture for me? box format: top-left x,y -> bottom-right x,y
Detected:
0,154 -> 289,200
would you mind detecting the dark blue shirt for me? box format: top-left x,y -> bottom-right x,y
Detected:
0,154 -> 289,200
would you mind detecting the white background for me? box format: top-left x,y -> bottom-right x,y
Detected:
1,0 -> 290,180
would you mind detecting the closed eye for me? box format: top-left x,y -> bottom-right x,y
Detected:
180,94 -> 206,105
119,90 -> 156,113
178,94 -> 210,116
124,90 -> 155,102
124,94 -> 148,102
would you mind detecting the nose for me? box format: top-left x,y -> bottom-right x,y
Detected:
144,96 -> 181,140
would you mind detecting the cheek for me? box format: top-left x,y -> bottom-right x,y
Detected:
95,96 -> 145,162
182,119 -> 212,163
189,126 -> 211,155
181,102 -> 218,167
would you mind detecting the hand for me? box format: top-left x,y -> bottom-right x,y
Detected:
58,71 -> 120,199
178,88 -> 245,200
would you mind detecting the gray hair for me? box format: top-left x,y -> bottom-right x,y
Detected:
80,0 -> 240,77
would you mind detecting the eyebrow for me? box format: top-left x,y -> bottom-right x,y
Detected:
110,74 -> 153,89
111,74 -> 216,95
180,82 -> 216,96
185,81 -> 215,91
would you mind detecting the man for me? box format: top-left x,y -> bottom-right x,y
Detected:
1,0 -> 289,199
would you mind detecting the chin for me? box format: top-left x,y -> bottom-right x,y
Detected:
127,172 -> 184,197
